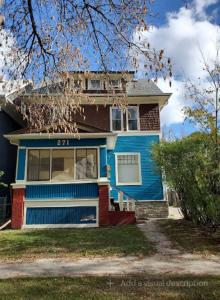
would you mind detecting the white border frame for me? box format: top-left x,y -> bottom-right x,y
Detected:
88,79 -> 103,90
23,199 -> 99,228
24,146 -> 100,184
115,152 -> 142,186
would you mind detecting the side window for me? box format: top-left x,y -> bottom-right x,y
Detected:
116,154 -> 141,185
111,107 -> 123,131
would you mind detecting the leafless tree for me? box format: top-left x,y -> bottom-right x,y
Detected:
0,0 -> 172,132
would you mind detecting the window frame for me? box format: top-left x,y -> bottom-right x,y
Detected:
109,79 -> 121,89
25,147 -> 100,183
126,106 -> 140,132
115,152 -> 142,186
110,106 -> 124,132
27,149 -> 51,182
88,79 -> 102,90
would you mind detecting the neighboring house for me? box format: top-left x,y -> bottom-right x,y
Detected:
5,71 -> 171,229
0,79 -> 32,220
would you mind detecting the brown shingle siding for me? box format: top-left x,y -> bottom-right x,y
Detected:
139,104 -> 160,131
73,105 -> 110,131
74,104 -> 160,132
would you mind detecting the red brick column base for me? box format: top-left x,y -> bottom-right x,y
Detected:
11,188 -> 24,229
98,184 -> 109,226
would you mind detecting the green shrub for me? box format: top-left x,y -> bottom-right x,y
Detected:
153,134 -> 220,230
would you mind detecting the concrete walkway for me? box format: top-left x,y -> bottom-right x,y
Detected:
1,254 -> 220,279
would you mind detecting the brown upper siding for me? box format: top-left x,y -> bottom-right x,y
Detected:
74,104 -> 160,132
73,105 -> 110,131
139,104 -> 160,131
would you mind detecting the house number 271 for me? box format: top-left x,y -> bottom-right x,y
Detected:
57,139 -> 70,146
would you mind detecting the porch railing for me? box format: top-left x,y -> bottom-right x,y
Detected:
110,185 -> 137,212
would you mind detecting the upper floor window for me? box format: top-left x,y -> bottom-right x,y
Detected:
110,106 -> 139,132
111,107 -> 123,131
127,106 -> 139,131
90,79 -> 101,90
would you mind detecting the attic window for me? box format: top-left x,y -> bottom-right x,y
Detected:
90,80 -> 101,89
109,79 -> 121,89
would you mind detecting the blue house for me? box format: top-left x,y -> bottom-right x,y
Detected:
5,72 -> 171,228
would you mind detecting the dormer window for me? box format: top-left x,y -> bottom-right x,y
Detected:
109,79 -> 121,89
90,79 -> 101,90
127,106 -> 139,131
111,107 -> 123,131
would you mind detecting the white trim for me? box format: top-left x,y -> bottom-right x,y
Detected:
22,224 -> 98,229
126,105 -> 140,132
24,199 -> 99,206
117,131 -> 160,136
136,200 -> 166,202
110,106 -> 124,132
15,147 -> 19,181
115,152 -> 142,186
5,132 -> 116,140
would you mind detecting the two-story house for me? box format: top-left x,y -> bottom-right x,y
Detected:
5,71 -> 171,229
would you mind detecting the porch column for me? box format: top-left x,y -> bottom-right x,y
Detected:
11,186 -> 25,229
98,180 -> 110,226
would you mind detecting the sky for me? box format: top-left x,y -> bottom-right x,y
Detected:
142,0 -> 220,138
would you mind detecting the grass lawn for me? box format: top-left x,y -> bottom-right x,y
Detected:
158,219 -> 220,255
0,275 -> 219,300
0,225 -> 154,261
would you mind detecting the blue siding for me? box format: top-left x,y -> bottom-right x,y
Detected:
25,183 -> 99,199
100,147 -> 107,177
17,148 -> 26,180
20,138 -> 106,147
108,135 -> 163,201
26,206 -> 96,224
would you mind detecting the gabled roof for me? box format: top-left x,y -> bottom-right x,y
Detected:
126,79 -> 164,96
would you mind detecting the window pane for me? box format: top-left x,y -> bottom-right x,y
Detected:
90,80 -> 101,89
128,119 -> 138,130
112,120 -> 122,131
27,150 -> 50,181
76,149 -> 98,179
27,150 -> 39,181
39,150 -> 50,180
127,107 -> 138,130
117,154 -> 140,184
109,80 -> 120,88
112,108 -> 122,131
112,108 -> 121,120
52,150 -> 74,181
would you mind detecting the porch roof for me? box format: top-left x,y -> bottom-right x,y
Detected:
4,132 -> 117,150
